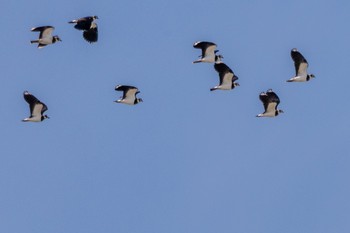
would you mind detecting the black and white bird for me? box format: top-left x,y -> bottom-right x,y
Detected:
22,91 -> 49,122
210,55 -> 240,91
114,85 -> 143,105
193,41 -> 218,63
30,26 -> 61,48
69,16 -> 98,43
256,89 -> 283,117
287,48 -> 315,82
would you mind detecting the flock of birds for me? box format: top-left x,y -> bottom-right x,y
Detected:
23,16 -> 315,122
192,41 -> 315,117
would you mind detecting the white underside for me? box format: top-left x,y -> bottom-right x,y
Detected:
116,99 -> 135,105
194,55 -> 215,63
23,116 -> 41,122
287,75 -> 307,82
212,84 -> 231,90
39,37 -> 53,45
257,112 -> 276,117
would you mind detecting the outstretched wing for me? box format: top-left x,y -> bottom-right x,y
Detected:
291,49 -> 308,76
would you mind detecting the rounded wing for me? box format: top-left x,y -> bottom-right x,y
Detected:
83,23 -> 98,43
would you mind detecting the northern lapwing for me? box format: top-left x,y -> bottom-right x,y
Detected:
193,41 -> 218,63
69,16 -> 98,43
210,55 -> 240,91
30,26 -> 61,48
256,89 -> 283,117
114,85 -> 143,105
22,91 -> 49,122
287,48 -> 315,82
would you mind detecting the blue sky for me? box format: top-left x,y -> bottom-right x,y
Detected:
1,0 -> 350,232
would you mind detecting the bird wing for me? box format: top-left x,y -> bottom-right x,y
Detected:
40,102 -> 48,114
31,102 -> 45,118
260,91 -> 279,113
296,62 -> 308,77
259,92 -> 269,111
74,17 -> 92,30
83,23 -> 98,43
124,88 -> 138,100
203,44 -> 217,58
214,63 -> 237,85
193,41 -> 217,58
41,27 -> 54,39
115,85 -> 138,99
24,91 -> 38,113
23,91 -> 47,116
267,91 -> 280,103
266,91 -> 280,110
32,26 -> 54,39
265,102 -> 278,114
291,49 -> 308,76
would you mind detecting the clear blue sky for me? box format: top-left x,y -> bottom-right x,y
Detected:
1,0 -> 350,232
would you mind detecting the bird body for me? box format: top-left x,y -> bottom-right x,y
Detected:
287,48 -> 315,82
114,85 -> 143,105
193,41 -> 218,63
22,91 -> 49,122
257,89 -> 283,117
30,26 -> 61,48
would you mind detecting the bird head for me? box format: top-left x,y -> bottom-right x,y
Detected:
215,54 -> 223,62
233,82 -> 240,87
136,98 -> 143,104
54,36 -> 62,42
93,16 -> 99,20
42,115 -> 50,120
310,74 -> 316,79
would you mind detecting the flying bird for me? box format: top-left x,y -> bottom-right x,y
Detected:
22,91 -> 49,122
30,26 -> 61,48
287,48 -> 315,82
193,41 -> 218,63
114,85 -> 143,105
256,89 -> 283,117
210,55 -> 239,91
69,16 -> 98,43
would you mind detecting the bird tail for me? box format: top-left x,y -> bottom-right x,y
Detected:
30,40 -> 39,44
68,20 -> 77,23
210,88 -> 217,91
